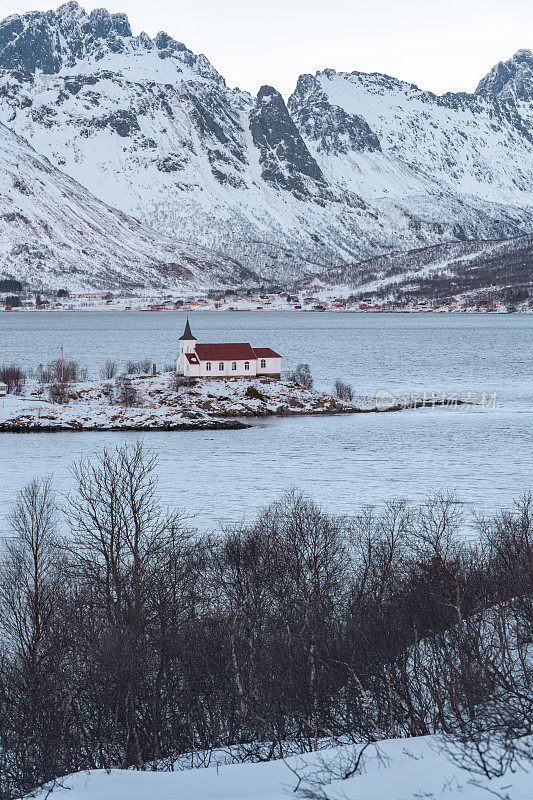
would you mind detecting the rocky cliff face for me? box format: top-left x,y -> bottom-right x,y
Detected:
249,85 -> 327,199
475,49 -> 533,102
0,1 -> 222,82
0,2 -> 531,283
289,72 -> 382,155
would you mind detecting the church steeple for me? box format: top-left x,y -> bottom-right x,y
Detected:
179,318 -> 196,341
178,317 -> 197,362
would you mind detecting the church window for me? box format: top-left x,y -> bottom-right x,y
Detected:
232,362 -> 237,370
206,362 -> 211,371
219,362 -> 224,371
244,361 -> 250,370
260,359 -> 266,368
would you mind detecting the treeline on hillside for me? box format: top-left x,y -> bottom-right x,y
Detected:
0,445 -> 530,798
302,235 -> 533,295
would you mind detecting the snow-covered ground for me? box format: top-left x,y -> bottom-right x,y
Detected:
0,391 -> 245,431
3,293 -> 528,314
0,375 -> 380,432
28,735 -> 532,800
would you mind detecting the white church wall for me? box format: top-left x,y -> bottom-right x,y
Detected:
199,359 -> 258,378
256,357 -> 281,376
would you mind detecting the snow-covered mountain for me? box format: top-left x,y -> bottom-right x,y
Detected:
0,119 -> 256,291
0,2 -> 532,282
295,233 -> 533,300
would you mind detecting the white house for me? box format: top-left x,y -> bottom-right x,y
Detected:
0,382 -> 7,396
176,319 -> 282,379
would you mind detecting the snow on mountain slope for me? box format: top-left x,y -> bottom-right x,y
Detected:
28,736 -> 532,800
0,3 -> 532,282
289,64 -> 533,209
296,233 -> 533,299
0,121 -> 256,291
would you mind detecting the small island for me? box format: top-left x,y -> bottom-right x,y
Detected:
0,321 -> 470,433
0,372 -> 469,433
0,373 -> 390,433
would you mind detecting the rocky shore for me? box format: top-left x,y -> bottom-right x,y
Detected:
0,374 -> 471,433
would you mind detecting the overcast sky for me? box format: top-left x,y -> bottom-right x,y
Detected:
0,0 -> 531,97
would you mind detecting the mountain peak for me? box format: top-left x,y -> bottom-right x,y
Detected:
475,49 -> 533,101
250,85 -> 326,199
0,2 -> 223,84
0,2 -> 132,73
256,85 -> 284,105
513,48 -> 533,58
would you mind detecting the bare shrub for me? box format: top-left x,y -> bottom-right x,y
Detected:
58,359 -> 85,382
48,381 -> 71,404
101,360 -> 118,380
101,382 -> 114,403
116,376 -> 139,407
139,358 -> 152,374
334,380 -> 353,401
3,294 -> 22,307
125,359 -> 152,376
38,359 -> 86,384
286,363 -> 313,389
0,364 -> 26,393
244,386 -> 265,400
440,494 -> 533,778
290,742 -> 383,799
170,374 -> 196,391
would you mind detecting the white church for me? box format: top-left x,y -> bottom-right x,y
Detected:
176,319 -> 282,379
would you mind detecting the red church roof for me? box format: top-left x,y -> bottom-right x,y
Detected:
195,343 -> 257,361
253,347 -> 281,359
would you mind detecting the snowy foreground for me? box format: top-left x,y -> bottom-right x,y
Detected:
0,375 -> 385,433
29,736 -> 531,800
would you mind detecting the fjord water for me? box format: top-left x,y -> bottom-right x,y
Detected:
0,311 -> 531,534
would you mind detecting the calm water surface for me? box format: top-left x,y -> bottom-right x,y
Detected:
0,311 -> 531,534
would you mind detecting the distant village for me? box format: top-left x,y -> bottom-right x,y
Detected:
0,280 -> 528,314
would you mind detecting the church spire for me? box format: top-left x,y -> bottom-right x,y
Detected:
179,317 -> 196,341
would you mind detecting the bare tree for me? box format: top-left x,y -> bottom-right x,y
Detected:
116,376 -> 139,407
286,364 -> 314,389
0,364 -> 26,394
334,380 -> 353,401
0,477 -> 530,797
101,360 -> 118,380
0,479 -> 66,797
65,443 -> 196,769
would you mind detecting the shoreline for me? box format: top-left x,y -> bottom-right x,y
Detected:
1,307 -> 529,316
0,384 -> 475,434
0,419 -> 250,433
